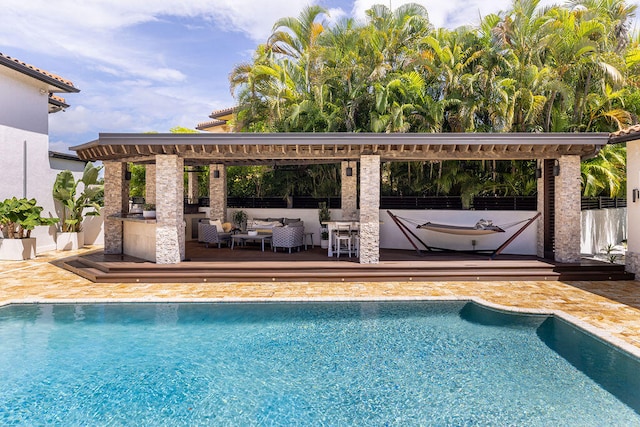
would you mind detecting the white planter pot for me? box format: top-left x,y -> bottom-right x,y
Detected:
0,238 -> 36,260
56,231 -> 85,251
320,239 -> 329,249
143,210 -> 156,219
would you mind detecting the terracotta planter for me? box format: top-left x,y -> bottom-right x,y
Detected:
56,231 -> 85,251
0,238 -> 36,260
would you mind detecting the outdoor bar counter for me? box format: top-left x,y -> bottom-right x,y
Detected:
109,213 -> 157,262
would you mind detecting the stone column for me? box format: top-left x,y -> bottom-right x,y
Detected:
341,161 -> 358,220
145,164 -> 156,205
358,155 -> 380,264
103,161 -> 129,254
626,140 -> 640,278
554,155 -> 581,263
536,160 -> 545,258
155,155 -> 185,264
209,164 -> 227,221
187,170 -> 199,204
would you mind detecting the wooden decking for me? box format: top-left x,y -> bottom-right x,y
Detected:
57,241 -> 634,283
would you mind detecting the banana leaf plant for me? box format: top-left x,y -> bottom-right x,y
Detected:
52,162 -> 104,233
0,197 -> 58,239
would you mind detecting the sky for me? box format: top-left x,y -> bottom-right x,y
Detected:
1,0 -> 637,154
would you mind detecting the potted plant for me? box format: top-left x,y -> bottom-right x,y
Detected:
52,162 -> 104,250
232,210 -> 248,232
142,203 -> 156,219
0,197 -> 58,260
318,202 -> 331,249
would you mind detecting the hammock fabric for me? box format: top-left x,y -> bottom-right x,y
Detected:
417,222 -> 505,235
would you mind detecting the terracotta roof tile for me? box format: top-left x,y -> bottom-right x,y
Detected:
609,124 -> 640,143
209,106 -> 236,119
0,52 -> 78,92
196,119 -> 226,130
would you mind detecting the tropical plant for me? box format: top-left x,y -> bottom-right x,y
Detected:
52,162 -> 104,233
0,197 -> 58,239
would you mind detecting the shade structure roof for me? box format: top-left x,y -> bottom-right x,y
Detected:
70,132 -> 609,166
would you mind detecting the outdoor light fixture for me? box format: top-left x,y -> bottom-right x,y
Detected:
535,161 -> 542,179
346,161 -> 353,177
552,159 -> 560,176
124,165 -> 131,181
633,188 -> 639,203
213,166 -> 220,179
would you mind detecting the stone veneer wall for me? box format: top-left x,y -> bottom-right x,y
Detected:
145,164 -> 156,205
155,155 -> 184,264
627,251 -> 640,277
209,164 -> 227,221
554,155 -> 581,263
187,171 -> 199,202
341,161 -> 358,220
536,162 -> 544,258
103,161 -> 128,254
359,155 -> 380,264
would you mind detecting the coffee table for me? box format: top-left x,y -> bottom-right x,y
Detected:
231,234 -> 271,251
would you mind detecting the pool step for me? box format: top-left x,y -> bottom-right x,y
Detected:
60,255 -> 634,283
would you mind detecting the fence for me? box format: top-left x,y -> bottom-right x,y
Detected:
190,196 -> 626,211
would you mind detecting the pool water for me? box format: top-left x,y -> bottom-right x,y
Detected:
0,301 -> 638,426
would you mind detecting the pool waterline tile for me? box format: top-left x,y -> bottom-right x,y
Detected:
1,246 -> 640,358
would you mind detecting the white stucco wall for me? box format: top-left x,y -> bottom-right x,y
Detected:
0,67 -> 48,134
0,64 -> 102,253
227,208 -> 538,254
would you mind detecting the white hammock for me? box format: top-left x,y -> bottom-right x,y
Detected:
417,222 -> 505,235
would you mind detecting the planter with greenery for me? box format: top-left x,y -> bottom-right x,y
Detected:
318,202 -> 331,249
52,162 -> 104,251
0,197 -> 58,260
142,203 -> 156,219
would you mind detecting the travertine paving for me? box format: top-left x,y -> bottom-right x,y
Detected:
1,246 -> 639,358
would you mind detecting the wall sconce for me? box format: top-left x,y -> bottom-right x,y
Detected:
633,188 -> 639,203
535,161 -> 542,179
552,159 -> 560,177
213,166 -> 220,179
346,161 -> 353,177
124,164 -> 131,181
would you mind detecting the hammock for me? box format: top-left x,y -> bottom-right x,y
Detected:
417,222 -> 505,235
387,210 -> 541,259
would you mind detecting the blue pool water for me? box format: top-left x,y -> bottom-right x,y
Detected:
0,301 -> 639,426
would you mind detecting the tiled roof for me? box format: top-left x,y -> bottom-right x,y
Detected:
609,124 -> 640,144
196,119 -> 226,130
0,52 -> 79,92
209,106 -> 236,119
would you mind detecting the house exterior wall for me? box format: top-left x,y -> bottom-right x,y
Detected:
626,140 -> 640,277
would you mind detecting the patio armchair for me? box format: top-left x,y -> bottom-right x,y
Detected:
271,223 -> 304,253
198,221 -> 232,248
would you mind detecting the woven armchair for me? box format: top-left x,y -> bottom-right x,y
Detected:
271,225 -> 304,253
198,222 -> 231,248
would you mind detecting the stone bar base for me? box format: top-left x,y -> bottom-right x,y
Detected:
626,251 -> 640,279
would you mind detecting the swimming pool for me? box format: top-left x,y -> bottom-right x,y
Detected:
0,301 -> 638,425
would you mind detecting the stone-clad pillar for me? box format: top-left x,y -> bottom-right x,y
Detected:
536,160 -> 544,258
103,161 -> 129,254
554,155 -> 581,263
209,164 -> 227,221
145,164 -> 156,205
341,161 -> 358,220
187,170 -> 199,204
626,140 -> 640,278
358,155 -> 380,264
155,155 -> 184,264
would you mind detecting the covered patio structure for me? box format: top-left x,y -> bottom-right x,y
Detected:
71,132 -> 609,269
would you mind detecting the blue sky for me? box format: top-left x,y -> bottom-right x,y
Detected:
1,0 -> 636,153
